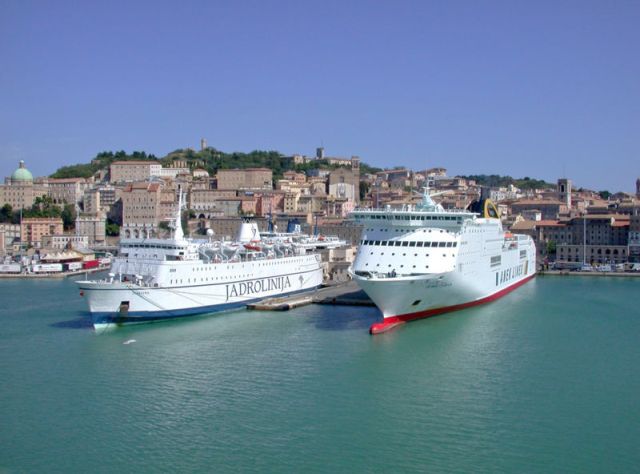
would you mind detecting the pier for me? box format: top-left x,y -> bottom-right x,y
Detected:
247,281 -> 374,311
538,270 -> 640,277
0,267 -> 106,279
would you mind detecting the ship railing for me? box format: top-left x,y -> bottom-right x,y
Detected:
352,207 -> 472,215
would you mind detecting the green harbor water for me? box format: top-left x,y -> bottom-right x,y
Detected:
1,275 -> 639,473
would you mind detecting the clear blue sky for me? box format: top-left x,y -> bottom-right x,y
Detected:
1,0 -> 638,192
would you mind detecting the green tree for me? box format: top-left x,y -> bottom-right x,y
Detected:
0,203 -> 12,223
106,221 -> 120,236
546,240 -> 556,255
359,181 -> 371,200
61,204 -> 76,230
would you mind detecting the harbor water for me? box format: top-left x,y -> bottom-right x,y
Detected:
1,275 -> 639,473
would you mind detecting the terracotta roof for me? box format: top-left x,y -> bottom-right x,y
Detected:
48,178 -> 85,183
510,220 -> 537,230
582,214 -> 628,220
512,199 -> 563,206
111,161 -> 159,165
537,220 -> 565,227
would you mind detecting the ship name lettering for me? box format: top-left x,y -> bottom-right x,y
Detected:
225,276 -> 292,301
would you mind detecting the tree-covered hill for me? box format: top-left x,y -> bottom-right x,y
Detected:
50,151 -> 157,179
458,174 -> 555,190
50,147 -> 382,181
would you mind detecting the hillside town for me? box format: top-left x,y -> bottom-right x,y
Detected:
1,144 -> 639,276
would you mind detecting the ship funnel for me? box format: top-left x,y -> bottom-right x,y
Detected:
236,219 -> 261,243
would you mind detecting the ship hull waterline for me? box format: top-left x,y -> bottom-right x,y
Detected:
365,273 -> 535,334
79,270 -> 322,330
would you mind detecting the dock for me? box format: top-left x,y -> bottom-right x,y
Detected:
538,270 -> 640,277
0,267 -> 107,279
247,280 -> 374,311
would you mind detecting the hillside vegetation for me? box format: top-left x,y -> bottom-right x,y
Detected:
50,147 -> 382,181
50,148 -> 552,190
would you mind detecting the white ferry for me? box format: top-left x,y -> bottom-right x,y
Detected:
77,194 -> 323,329
349,189 -> 536,334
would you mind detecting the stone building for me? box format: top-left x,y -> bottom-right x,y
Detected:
20,217 -> 64,247
42,234 -> 90,250
216,168 -> 273,191
510,199 -> 567,220
47,178 -> 88,206
0,161 -> 48,210
328,157 -> 360,204
629,213 -> 640,261
557,178 -> 572,209
556,244 -> 629,264
110,161 -> 162,183
512,214 -> 631,264
75,215 -> 106,245
120,182 -> 175,238
282,171 -> 306,185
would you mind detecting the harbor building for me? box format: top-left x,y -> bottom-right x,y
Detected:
556,244 -> 629,264
628,213 -> 640,262
75,215 -> 106,245
42,234 -> 90,250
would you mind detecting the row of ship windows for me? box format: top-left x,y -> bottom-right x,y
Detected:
126,244 -> 186,250
365,228 -> 447,233
361,240 -> 458,248
364,215 -> 462,222
169,274 -> 254,284
366,252 -> 456,258
188,259 -> 306,271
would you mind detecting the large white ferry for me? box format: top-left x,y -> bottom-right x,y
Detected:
349,189 -> 536,334
77,194 -> 323,329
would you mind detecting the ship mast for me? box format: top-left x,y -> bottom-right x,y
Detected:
174,187 -> 184,241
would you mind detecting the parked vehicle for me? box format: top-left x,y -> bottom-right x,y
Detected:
82,260 -> 99,270
64,262 -> 83,272
31,263 -> 63,273
0,263 -> 22,274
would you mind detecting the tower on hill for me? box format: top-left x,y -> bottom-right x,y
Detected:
557,178 -> 572,209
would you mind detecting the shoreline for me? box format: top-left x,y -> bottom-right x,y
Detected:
0,267 -> 107,279
538,269 -> 640,277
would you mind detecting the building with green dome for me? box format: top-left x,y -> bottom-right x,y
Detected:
9,160 -> 34,184
1,160 -> 47,210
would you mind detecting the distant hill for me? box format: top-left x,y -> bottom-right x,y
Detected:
50,147 -> 382,181
51,149 -> 553,190
458,174 -> 555,190
50,151 -> 157,179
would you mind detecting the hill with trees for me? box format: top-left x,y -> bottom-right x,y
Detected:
458,174 -> 555,190
50,147 -> 382,182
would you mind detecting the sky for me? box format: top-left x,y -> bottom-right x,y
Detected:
1,0 -> 639,192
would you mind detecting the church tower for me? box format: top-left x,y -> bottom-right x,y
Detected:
557,178 -> 572,209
